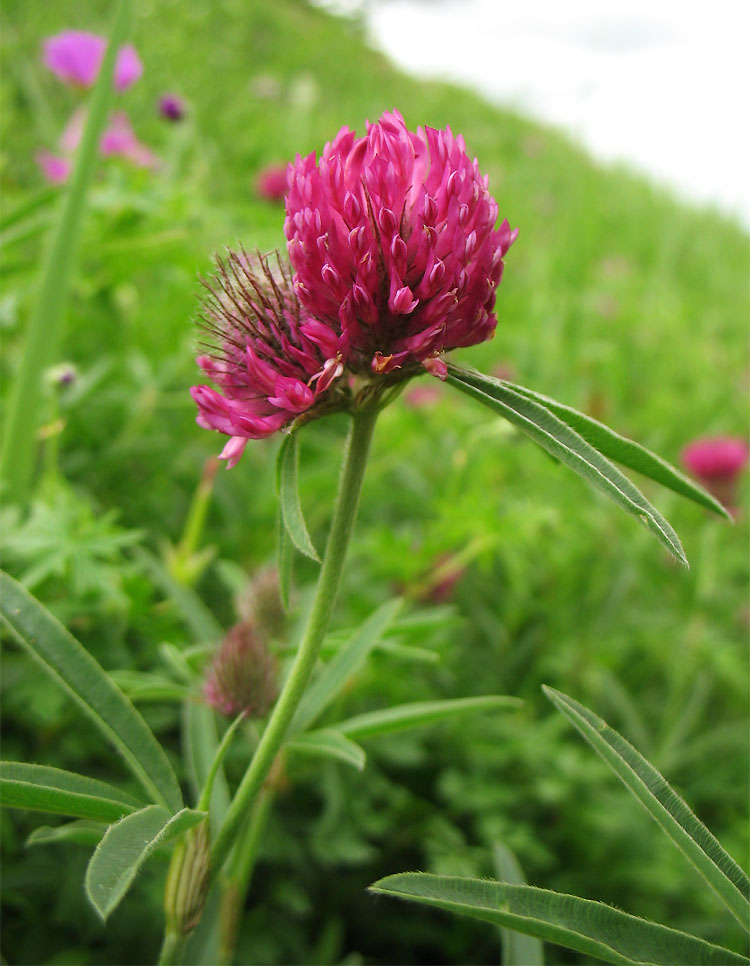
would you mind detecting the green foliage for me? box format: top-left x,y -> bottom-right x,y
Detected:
277,432 -> 321,562
0,0 -> 747,962
369,873 -> 748,965
0,762 -> 143,822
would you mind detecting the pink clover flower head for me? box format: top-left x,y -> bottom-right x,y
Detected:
256,164 -> 289,202
191,251 -> 345,467
159,93 -> 186,121
43,32 -> 142,91
36,150 -> 71,185
100,112 -> 159,168
113,44 -> 142,92
285,109 -> 517,380
682,437 -> 748,481
203,622 -> 277,718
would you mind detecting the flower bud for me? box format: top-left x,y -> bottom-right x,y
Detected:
203,622 -> 277,717
237,567 -> 287,639
164,819 -> 211,938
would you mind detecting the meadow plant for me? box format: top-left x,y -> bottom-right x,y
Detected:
1,82 -> 747,966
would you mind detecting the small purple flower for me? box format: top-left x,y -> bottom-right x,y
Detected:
256,164 -> 289,202
43,31 -> 142,91
682,436 -> 748,512
158,93 -> 185,122
36,150 -> 71,184
100,112 -> 158,168
203,622 -> 277,718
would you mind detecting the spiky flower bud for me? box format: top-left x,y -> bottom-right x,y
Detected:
164,818 -> 211,938
203,622 -> 277,717
237,566 -> 287,639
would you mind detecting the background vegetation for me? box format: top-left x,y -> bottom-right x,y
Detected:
1,0 -> 747,963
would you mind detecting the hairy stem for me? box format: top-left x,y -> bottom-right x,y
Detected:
211,405 -> 378,872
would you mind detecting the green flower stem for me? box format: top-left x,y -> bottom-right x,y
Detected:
157,929 -> 186,966
0,0 -> 133,501
218,780 -> 276,965
211,404 -> 379,873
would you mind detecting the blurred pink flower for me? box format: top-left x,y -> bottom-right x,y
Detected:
59,107 -> 87,154
100,112 -> 158,167
43,31 -> 142,91
35,150 -> 71,184
682,436 -> 748,510
191,252 -> 344,467
285,109 -> 517,380
158,93 -> 185,121
404,383 -> 442,408
203,622 -> 277,718
256,164 -> 289,202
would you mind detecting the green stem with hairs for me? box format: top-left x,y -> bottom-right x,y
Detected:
211,404 -> 379,873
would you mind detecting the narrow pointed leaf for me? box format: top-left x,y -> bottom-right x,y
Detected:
446,366 -> 688,565
197,712 -> 247,811
333,695 -> 522,740
0,762 -> 143,823
27,820 -> 105,848
288,729 -> 366,771
369,874 -> 749,965
0,572 -> 183,811
543,686 -> 750,929
85,805 -> 206,921
492,842 -> 545,965
276,506 -> 293,611
276,433 -> 320,561
109,670 -> 192,703
456,367 -> 728,519
183,702 -> 231,832
291,598 -> 403,735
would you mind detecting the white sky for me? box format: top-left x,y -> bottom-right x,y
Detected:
315,0 -> 750,224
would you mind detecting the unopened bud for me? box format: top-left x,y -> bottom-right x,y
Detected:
203,622 -> 277,718
164,818 -> 211,938
237,567 -> 287,638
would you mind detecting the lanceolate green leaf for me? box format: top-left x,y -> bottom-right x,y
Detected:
183,702 -> 231,833
288,729 -> 366,771
446,366 -> 688,565
0,763 -> 143,823
543,686 -> 750,929
291,597 -> 403,736
276,433 -> 320,562
453,366 -> 728,520
492,842 -> 545,965
333,695 -> 522,740
276,506 -> 293,611
85,805 -> 206,921
27,821 -> 105,849
0,571 -> 183,812
369,874 -> 749,966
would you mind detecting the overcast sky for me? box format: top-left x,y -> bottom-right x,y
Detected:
315,0 -> 749,224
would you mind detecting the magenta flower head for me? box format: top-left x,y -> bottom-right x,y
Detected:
203,622 -> 277,718
256,164 -> 289,202
43,32 -> 142,91
682,436 -> 748,510
159,93 -> 186,121
35,150 -> 71,185
100,112 -> 158,168
285,110 -> 517,379
191,251 -> 346,467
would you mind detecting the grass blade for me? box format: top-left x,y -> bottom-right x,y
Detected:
276,433 -> 320,561
370,873 -> 749,965
446,365 -> 688,565
0,762 -> 143,823
288,730 -> 366,771
543,686 -> 750,929
460,369 -> 729,519
0,571 -> 183,811
0,0 -> 133,500
290,598 -> 403,735
333,695 -> 522,740
492,842 -> 545,965
85,805 -> 206,921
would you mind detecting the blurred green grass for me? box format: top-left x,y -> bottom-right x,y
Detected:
1,1 -> 748,964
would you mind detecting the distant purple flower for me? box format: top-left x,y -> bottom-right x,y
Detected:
256,164 -> 289,202
100,112 -> 158,168
43,31 -> 142,91
682,436 -> 748,511
35,150 -> 71,184
158,93 -> 185,122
